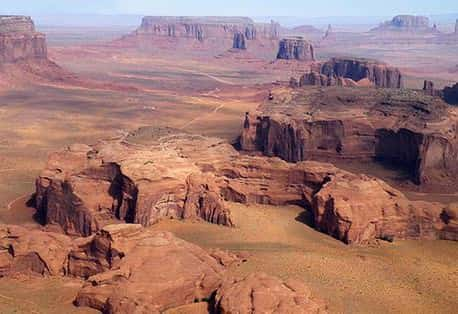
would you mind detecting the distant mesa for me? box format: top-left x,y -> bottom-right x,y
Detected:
0,15 -> 47,63
134,16 -> 280,43
276,37 -> 315,61
371,15 -> 439,33
292,24 -> 322,35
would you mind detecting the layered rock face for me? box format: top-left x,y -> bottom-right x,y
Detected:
0,15 -> 47,63
241,87 -> 458,187
277,38 -> 315,61
319,57 -> 403,88
214,273 -> 327,313
232,31 -> 246,49
299,71 -> 359,87
371,15 -> 436,32
35,127 -> 458,245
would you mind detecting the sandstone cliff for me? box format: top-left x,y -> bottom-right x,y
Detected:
0,16 -> 47,63
277,38 -> 315,61
241,86 -> 458,188
319,57 -> 403,88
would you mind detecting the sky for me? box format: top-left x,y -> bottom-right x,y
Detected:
1,0 -> 457,17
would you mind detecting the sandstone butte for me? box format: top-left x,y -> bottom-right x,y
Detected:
34,127 -> 457,245
296,57 -> 403,89
241,86 -> 458,190
0,223 -> 327,314
276,37 -> 315,62
0,15 -> 47,63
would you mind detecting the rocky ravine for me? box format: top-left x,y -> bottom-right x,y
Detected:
0,223 -> 328,313
35,127 -> 457,244
241,86 -> 458,188
0,15 -> 47,63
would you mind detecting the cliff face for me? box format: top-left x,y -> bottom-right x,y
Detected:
443,83 -> 458,105
0,16 -> 47,63
320,58 -> 403,88
276,38 -> 315,61
241,87 -> 458,188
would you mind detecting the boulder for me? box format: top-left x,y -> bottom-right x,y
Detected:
277,38 -> 315,61
0,225 -> 72,277
320,57 -> 403,88
214,273 -> 328,313
73,225 -> 226,313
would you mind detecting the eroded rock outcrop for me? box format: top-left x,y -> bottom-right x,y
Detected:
35,133 -> 234,236
277,38 -> 315,61
72,224 -> 226,313
0,15 -> 47,63
0,225 -> 72,277
319,57 -> 403,88
214,273 -> 328,313
241,86 -> 458,188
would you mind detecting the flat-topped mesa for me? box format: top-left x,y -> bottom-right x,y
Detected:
455,19 -> 458,34
319,57 -> 403,88
276,37 -> 315,61
232,31 -> 246,49
135,16 -> 275,42
0,15 -> 47,63
241,87 -> 458,188
371,15 -> 437,33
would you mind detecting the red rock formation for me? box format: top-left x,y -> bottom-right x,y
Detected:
35,137 -> 234,236
0,16 -> 47,63
34,126 -> 458,244
72,224 -> 226,313
320,57 -> 403,88
214,273 -> 328,313
240,87 -> 458,187
277,37 -> 315,61
0,225 -> 72,277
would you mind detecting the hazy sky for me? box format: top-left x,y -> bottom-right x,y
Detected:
1,0 -> 457,17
